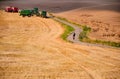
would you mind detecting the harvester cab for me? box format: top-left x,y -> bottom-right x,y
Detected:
41,11 -> 47,18
33,8 -> 40,16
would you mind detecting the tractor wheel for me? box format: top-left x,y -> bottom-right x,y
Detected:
22,15 -> 25,17
28,15 -> 31,17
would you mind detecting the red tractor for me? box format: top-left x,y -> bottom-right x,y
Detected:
11,7 -> 19,12
5,6 -> 19,12
5,6 -> 13,12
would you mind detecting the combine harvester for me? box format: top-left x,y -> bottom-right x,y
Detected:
5,6 -> 18,12
20,8 -> 47,18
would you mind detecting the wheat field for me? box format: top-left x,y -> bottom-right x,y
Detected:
0,11 -> 120,79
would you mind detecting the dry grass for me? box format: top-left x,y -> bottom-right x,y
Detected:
0,10 -> 120,79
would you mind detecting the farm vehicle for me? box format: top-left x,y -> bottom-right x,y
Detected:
20,8 -> 47,18
5,6 -> 19,12
5,6 -> 47,18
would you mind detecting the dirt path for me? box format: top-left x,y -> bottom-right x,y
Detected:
0,11 -> 120,79
53,17 -> 119,48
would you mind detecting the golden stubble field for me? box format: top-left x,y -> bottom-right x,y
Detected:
0,11 -> 120,79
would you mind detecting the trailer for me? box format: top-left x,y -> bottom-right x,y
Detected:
19,8 -> 41,17
20,10 -> 33,17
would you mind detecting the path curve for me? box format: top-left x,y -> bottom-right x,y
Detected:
53,17 -> 119,49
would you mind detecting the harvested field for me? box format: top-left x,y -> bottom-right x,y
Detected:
0,10 -> 120,79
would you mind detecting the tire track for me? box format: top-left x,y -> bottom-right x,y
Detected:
47,40 -> 120,79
